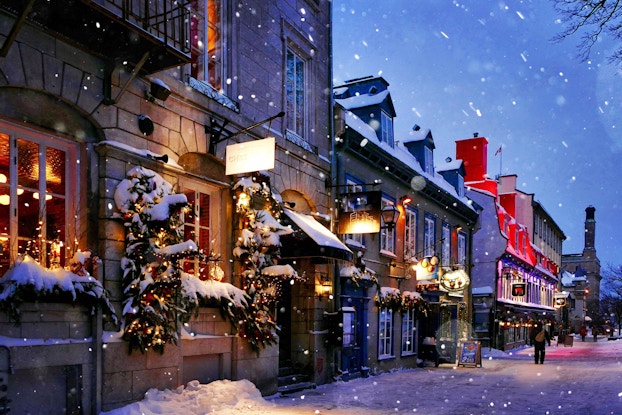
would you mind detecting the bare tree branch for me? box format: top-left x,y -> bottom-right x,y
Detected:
551,0 -> 622,63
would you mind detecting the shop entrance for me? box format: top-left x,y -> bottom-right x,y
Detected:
419,302 -> 461,365
340,279 -> 370,378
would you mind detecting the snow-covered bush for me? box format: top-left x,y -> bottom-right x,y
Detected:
0,252 -> 118,325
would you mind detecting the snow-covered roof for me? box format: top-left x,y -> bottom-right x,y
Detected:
335,89 -> 390,110
341,111 -> 476,213
436,159 -> 464,173
403,127 -> 431,143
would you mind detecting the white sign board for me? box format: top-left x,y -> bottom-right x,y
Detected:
225,137 -> 275,175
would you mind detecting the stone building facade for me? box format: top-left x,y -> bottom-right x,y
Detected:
0,1 -> 337,413
332,76 -> 479,375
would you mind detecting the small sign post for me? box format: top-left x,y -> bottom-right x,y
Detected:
457,341 -> 482,368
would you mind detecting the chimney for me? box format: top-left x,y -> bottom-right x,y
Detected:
584,205 -> 596,251
456,135 -> 488,182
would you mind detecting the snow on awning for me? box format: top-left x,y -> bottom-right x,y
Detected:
280,209 -> 353,261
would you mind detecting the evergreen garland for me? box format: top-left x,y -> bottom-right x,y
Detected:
232,174 -> 306,352
115,167 -> 197,354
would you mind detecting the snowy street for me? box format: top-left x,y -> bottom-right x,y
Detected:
268,337 -> 622,414
102,336 -> 622,415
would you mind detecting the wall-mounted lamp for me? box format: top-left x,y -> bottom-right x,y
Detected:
400,195 -> 412,206
318,273 -> 332,301
138,114 -> 154,136
380,204 -> 399,231
146,78 -> 171,102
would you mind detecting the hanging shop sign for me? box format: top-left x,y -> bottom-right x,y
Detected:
225,137 -> 275,175
337,191 -> 382,234
554,291 -> 569,308
439,269 -> 470,292
511,283 -> 526,296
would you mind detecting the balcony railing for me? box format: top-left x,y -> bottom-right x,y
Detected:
0,0 -> 192,73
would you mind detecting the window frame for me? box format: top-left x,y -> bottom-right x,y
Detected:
380,196 -> 396,255
401,307 -> 417,356
424,146 -> 434,174
189,0 -> 225,91
423,213 -> 436,257
441,222 -> 451,267
404,207 -> 418,260
457,231 -> 467,268
178,177 -> 221,279
285,47 -> 307,139
0,121 -> 81,276
378,307 -> 394,359
380,110 -> 394,148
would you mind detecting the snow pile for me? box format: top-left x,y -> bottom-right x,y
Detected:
181,273 -> 248,308
100,379 -> 275,415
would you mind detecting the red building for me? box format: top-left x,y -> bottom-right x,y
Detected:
456,135 -> 564,350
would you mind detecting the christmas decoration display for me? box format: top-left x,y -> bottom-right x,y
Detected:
0,251 -> 118,325
340,251 -> 379,287
232,174 -> 305,351
113,167 -> 299,354
375,286 -> 429,315
114,166 -> 196,353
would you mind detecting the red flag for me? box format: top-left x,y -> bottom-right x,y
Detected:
494,146 -> 502,156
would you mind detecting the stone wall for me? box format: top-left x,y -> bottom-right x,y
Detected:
0,303 -> 95,414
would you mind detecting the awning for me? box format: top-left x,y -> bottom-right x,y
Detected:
279,209 -> 353,261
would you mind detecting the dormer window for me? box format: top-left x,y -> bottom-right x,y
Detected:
381,111 -> 394,148
424,146 -> 433,174
457,174 -> 465,197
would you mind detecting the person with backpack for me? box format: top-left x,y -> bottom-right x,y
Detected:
530,321 -> 551,364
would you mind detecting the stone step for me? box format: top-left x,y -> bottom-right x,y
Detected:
277,373 -> 309,386
277,381 -> 316,395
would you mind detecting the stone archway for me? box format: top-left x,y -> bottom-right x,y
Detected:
280,189 -> 316,213
0,87 -> 103,142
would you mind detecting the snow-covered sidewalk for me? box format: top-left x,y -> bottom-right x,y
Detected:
101,336 -> 622,414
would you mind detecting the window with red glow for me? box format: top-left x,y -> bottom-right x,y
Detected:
0,122 -> 78,277
181,180 -> 218,280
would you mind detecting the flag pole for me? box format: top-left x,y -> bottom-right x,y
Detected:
494,146 -> 502,178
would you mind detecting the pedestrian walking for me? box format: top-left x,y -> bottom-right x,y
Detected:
580,325 -> 587,342
592,326 -> 598,342
530,322 -> 551,364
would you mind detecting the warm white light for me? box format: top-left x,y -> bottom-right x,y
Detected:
0,174 -> 6,183
0,195 -> 8,205
32,192 -> 53,201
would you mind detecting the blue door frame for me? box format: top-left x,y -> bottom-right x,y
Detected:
340,278 -> 370,375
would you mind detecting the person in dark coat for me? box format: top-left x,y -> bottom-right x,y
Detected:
530,322 -> 551,364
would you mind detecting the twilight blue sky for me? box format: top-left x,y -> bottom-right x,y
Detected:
332,0 -> 622,269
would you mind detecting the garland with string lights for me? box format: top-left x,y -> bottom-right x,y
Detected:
374,284 -> 430,316
114,166 -> 199,354
232,173 -> 306,352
